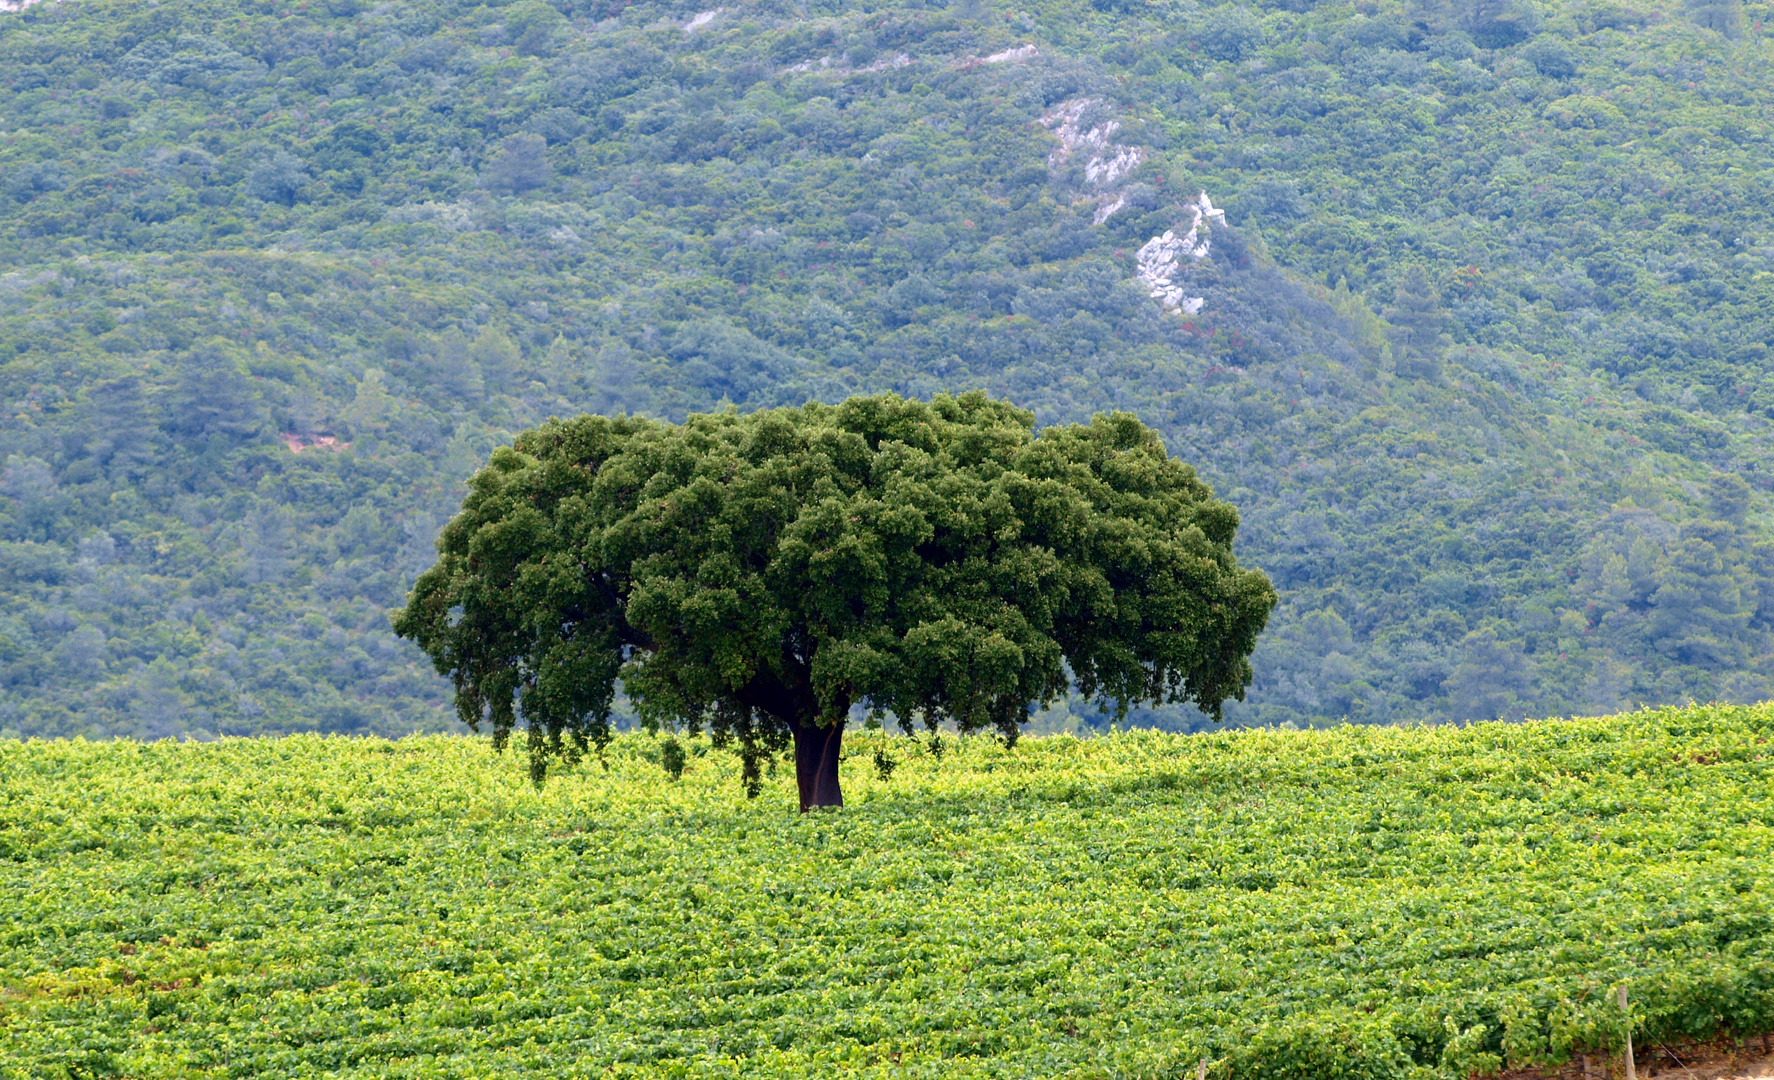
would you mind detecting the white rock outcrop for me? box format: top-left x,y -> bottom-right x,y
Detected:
783,51 -> 911,75
1038,99 -> 1228,313
982,44 -> 1040,64
1041,98 -> 1150,224
1136,191 -> 1224,314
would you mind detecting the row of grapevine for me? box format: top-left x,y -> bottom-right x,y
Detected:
1,707 -> 1771,1078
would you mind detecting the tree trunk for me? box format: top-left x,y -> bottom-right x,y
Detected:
790,719 -> 843,812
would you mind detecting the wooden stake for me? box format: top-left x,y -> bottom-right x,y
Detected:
1620,987 -> 1636,1080
1198,1058 -> 1207,1080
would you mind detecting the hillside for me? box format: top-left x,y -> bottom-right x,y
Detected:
3,710 -> 1773,1076
1,0 -> 1773,736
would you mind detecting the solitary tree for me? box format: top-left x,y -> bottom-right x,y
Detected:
394,392 -> 1276,810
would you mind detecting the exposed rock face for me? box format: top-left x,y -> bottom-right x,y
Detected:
1038,99 -> 1227,314
782,50 -> 913,75
1136,191 -> 1225,314
784,42 -> 1026,77
1040,98 -> 1146,225
280,433 -> 347,453
980,43 -> 1039,64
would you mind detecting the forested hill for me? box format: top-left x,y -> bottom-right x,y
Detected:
0,0 -> 1771,739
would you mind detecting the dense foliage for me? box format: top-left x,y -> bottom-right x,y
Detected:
1,0 -> 1772,736
395,392 -> 1274,793
3,708 -> 1773,1076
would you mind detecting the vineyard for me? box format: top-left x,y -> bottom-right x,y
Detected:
3,708 -> 1773,1079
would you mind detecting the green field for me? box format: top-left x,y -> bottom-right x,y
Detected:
3,709 -> 1773,1079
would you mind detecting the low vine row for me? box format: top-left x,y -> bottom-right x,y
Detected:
2,706 -> 1771,1078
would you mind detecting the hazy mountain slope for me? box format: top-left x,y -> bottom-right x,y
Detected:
0,0 -> 1771,737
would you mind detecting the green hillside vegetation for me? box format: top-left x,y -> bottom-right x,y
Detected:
3,708 -> 1773,1076
1,0 -> 1773,737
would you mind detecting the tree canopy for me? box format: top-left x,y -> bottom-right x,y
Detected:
394,392 -> 1276,806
